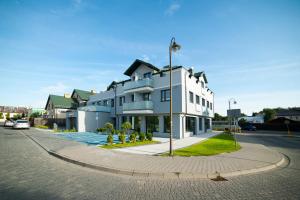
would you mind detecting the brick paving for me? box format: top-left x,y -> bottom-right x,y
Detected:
23,128 -> 285,178
1,126 -> 300,199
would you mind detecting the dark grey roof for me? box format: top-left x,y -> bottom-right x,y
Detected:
276,108 -> 300,116
194,71 -> 208,83
124,59 -> 160,76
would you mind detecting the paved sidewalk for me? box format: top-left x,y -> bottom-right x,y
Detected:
22,128 -> 287,179
114,132 -> 220,155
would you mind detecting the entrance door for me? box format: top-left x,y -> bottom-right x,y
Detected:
186,117 -> 196,135
205,118 -> 210,132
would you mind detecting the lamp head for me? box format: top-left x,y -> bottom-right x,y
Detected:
170,41 -> 181,52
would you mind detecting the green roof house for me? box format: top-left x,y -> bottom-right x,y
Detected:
71,89 -> 96,106
45,94 -> 78,119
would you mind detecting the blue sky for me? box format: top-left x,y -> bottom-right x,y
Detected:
0,0 -> 299,115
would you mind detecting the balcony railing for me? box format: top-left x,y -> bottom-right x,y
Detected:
78,105 -> 111,113
123,78 -> 154,92
123,101 -> 153,111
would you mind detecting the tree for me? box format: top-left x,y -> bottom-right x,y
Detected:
104,122 -> 114,134
5,112 -> 10,120
213,113 -> 228,121
262,108 -> 276,122
238,118 -> 247,127
0,112 -> 3,119
30,112 -> 41,118
121,121 -> 132,136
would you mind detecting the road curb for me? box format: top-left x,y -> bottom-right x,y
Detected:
22,131 -> 288,179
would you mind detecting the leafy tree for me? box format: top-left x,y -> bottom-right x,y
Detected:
238,118 -> 247,127
121,121 -> 132,136
104,122 -> 114,134
0,112 -> 3,119
262,108 -> 276,122
129,132 -> 137,143
30,112 -> 41,118
213,113 -> 228,121
107,134 -> 113,145
6,112 -> 10,120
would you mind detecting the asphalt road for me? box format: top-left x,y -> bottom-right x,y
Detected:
0,126 -> 299,200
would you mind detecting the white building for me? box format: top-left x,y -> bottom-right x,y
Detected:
66,59 -> 214,139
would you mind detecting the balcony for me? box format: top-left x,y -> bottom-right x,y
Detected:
123,101 -> 154,114
123,78 -> 154,93
78,105 -> 111,113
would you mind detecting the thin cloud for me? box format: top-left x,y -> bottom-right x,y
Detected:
165,2 -> 181,16
41,82 -> 70,94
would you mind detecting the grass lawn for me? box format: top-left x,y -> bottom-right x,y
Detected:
166,133 -> 241,156
100,140 -> 160,149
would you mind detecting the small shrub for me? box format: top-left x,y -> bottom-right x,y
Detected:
115,130 -> 120,135
146,132 -> 153,141
119,133 -> 126,144
139,132 -> 145,142
107,134 -> 113,144
35,125 -> 49,129
97,127 -> 106,133
129,133 -> 136,143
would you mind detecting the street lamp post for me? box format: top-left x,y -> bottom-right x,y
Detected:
228,98 -> 237,148
228,98 -> 237,132
169,37 -> 181,156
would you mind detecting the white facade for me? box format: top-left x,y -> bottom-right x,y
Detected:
67,60 -> 214,138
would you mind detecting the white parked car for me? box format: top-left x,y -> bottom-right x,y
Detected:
13,120 -> 30,129
4,120 -> 15,127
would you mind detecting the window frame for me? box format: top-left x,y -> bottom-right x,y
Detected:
161,89 -> 170,102
189,91 -> 194,103
196,95 -> 200,104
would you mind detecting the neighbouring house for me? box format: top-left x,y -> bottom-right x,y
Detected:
0,106 -> 29,122
45,94 -> 78,119
45,89 -> 96,119
66,59 -> 214,139
238,115 -> 264,124
275,108 -> 300,122
71,89 -> 96,107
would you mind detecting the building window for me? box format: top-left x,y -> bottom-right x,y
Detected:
111,99 -> 114,107
143,72 -> 152,79
121,116 -> 127,124
131,94 -> 134,102
199,117 -> 202,131
202,98 -> 205,106
189,92 -> 194,103
97,101 -> 101,106
146,116 -> 159,133
210,103 -> 212,110
143,93 -> 151,101
103,100 -> 108,106
201,81 -> 204,88
119,96 -> 125,106
196,95 -> 200,104
186,117 -> 195,133
161,89 -> 170,102
164,116 -> 170,133
207,101 -> 209,108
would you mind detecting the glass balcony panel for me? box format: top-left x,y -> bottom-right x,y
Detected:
123,101 -> 153,111
123,78 -> 153,91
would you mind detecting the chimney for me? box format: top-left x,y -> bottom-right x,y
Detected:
64,93 -> 71,98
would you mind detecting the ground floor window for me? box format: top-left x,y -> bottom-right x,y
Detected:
164,116 -> 170,133
199,117 -> 203,131
186,117 -> 196,133
133,116 -> 141,132
121,116 -> 127,124
146,116 -> 159,133
205,118 -> 211,130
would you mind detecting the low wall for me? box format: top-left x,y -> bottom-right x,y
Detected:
33,118 -> 66,128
